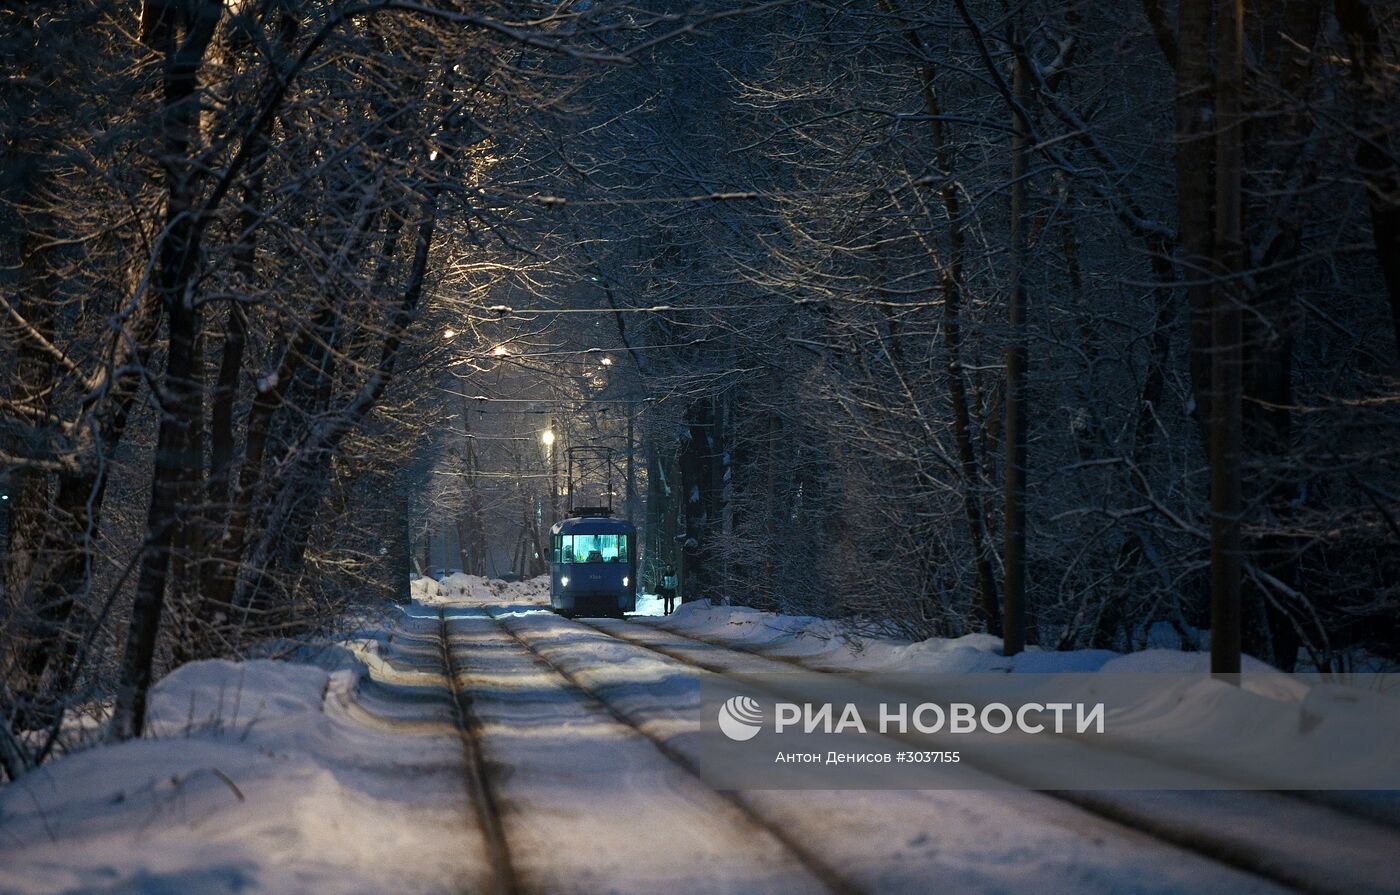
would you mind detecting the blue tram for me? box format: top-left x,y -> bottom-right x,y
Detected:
549,509 -> 637,618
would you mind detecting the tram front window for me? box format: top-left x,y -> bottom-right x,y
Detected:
555,534 -> 628,564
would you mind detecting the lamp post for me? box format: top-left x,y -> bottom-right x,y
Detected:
542,428 -> 557,527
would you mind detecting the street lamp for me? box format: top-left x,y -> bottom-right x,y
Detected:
600,356 -> 613,366
542,428 -> 558,528
493,345 -> 509,357
443,328 -> 456,339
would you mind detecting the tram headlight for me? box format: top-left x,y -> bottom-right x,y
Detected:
560,576 -> 569,587
623,576 -> 629,587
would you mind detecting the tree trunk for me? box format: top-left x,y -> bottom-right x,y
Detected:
1176,0 -> 1218,431
1209,0 -> 1244,676
110,0 -> 222,741
1002,40 -> 1030,657
1334,0 -> 1400,357
679,400 -> 715,602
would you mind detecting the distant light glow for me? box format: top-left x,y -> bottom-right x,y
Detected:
600,356 -> 613,366
443,328 -> 456,339
542,430 -> 555,446
492,345 -> 509,356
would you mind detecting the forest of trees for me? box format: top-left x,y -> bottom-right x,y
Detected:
2,0 -> 1397,779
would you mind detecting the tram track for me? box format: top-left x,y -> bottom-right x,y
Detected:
556,611 -> 1400,895
481,603 -> 1298,893
435,608 -> 526,895
472,604 -> 868,895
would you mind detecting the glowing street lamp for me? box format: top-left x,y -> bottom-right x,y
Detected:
543,428 -> 558,526
443,328 -> 456,339
600,356 -> 613,366
492,345 -> 509,357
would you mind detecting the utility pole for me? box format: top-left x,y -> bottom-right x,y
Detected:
543,418 -> 558,527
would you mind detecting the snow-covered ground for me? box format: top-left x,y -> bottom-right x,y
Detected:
0,614 -> 484,895
3,582 -> 1398,894
411,571 -> 551,605
653,599 -> 1259,673
647,600 -> 1400,797
632,590 -> 668,616
414,572 -> 670,615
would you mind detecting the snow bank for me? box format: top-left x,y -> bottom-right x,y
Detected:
410,574 -> 446,601
1099,648 -> 1275,674
145,658 -> 331,733
656,602 -> 1400,793
419,573 -> 551,606
0,648 -> 475,895
657,602 -> 1309,680
439,572 -> 501,600
634,591 -> 668,616
661,601 -> 1127,673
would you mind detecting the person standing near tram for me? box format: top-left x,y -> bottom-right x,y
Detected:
659,565 -> 678,616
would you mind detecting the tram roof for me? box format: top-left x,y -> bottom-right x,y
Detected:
551,514 -> 636,535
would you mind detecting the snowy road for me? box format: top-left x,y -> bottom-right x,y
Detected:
5,585 -> 1399,895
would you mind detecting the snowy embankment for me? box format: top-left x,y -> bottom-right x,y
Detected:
412,572 -> 672,616
0,620 -> 479,895
410,572 -> 550,606
655,599 -> 1268,673
655,600 -> 1400,806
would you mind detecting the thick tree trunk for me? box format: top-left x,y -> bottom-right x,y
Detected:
679,399 -> 715,602
1334,0 -> 1400,357
1237,1 -> 1321,670
1002,43 -> 1030,657
111,292 -> 203,740
110,0 -> 221,741
1209,0 -> 1244,676
1176,0 -> 1218,431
